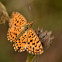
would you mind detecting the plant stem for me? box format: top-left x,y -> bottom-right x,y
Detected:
36,55 -> 39,62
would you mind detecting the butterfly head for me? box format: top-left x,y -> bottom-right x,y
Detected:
24,21 -> 33,30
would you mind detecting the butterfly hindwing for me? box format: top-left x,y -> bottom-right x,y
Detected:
26,28 -> 43,54
13,31 -> 27,52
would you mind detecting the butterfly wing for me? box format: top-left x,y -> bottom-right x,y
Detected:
13,31 -> 27,52
7,26 -> 22,42
7,12 -> 27,42
9,12 -> 27,27
7,12 -> 43,54
26,28 -> 43,54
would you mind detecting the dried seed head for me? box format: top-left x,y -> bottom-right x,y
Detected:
35,27 -> 54,50
0,2 -> 10,24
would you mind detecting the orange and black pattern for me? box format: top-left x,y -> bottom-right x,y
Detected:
7,12 -> 43,55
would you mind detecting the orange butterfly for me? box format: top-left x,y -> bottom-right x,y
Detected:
7,12 -> 43,55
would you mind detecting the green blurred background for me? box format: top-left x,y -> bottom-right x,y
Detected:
0,0 -> 62,62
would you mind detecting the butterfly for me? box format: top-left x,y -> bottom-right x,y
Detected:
7,12 -> 43,55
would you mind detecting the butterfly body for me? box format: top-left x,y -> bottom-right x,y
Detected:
7,12 -> 43,55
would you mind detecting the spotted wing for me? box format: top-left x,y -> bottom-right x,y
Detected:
26,28 -> 43,55
13,31 -> 27,52
9,12 -> 27,27
7,26 -> 23,42
7,12 -> 27,42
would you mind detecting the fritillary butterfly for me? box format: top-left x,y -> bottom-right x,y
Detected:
7,12 -> 43,55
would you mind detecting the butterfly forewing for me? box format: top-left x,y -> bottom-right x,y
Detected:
9,12 -> 27,27
7,26 -> 22,42
7,12 -> 27,42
